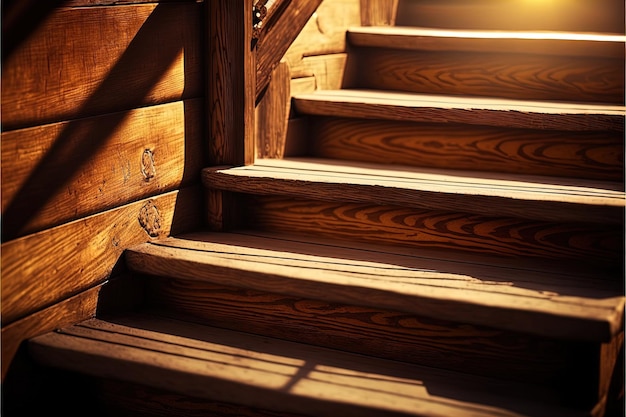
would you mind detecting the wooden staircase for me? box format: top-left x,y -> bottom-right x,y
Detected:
27,2 -> 625,416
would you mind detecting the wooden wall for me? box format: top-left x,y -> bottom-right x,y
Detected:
1,0 -> 206,380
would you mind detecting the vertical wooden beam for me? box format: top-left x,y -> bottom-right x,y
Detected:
256,60 -> 291,159
360,0 -> 398,26
206,0 -> 256,231
207,0 -> 255,166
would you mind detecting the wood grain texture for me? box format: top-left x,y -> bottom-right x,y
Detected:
347,27 -> 626,59
360,0 -> 398,26
246,195 -> 622,264
98,379 -> 308,417
29,314 -> 587,417
282,0 -> 359,80
1,99 -> 204,241
207,0 -> 255,166
256,0 -> 322,95
1,3 -> 203,131
309,117 -> 624,181
1,285 -> 101,381
289,54 -> 348,90
126,232 -> 624,341
201,158 -> 625,225
257,61 -> 291,158
147,278 -> 599,393
351,47 -> 624,104
292,90 -> 626,132
0,187 -> 202,325
394,0 -> 625,34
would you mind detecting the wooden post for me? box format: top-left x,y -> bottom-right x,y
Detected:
360,0 -> 399,26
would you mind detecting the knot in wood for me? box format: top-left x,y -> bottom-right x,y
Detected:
138,200 -> 161,238
141,149 -> 156,181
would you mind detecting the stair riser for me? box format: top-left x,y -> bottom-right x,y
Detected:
143,277 -> 604,408
309,117 -> 624,181
349,48 -> 625,104
394,0 -> 625,33
243,195 -> 623,265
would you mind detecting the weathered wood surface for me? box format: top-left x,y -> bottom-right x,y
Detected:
202,158 -> 625,225
126,232 -> 624,341
245,195 -> 622,264
1,3 -> 203,131
1,285 -> 101,381
208,0 -> 255,166
348,27 -> 626,59
360,0 -> 398,26
0,187 -> 202,325
309,117 -> 624,181
351,47 -> 624,104
256,0 -> 323,96
256,61 -> 291,158
1,99 -> 203,241
395,0 -> 625,34
282,0 -> 359,80
147,278 -> 598,390
292,90 -> 626,132
289,54 -> 348,90
29,314 -> 588,417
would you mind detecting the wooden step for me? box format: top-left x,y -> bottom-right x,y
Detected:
393,0 -> 625,34
292,90 -> 625,132
345,28 -> 625,104
124,231 -> 624,343
308,116 -> 624,181
202,158 -> 625,225
27,313 -> 600,417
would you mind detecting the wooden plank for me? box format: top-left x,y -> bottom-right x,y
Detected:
0,186 -> 202,325
394,0 -> 625,34
126,232 -> 624,341
348,27 -> 626,59
292,90 -> 626,132
309,117 -> 624,181
1,3 -> 203,131
245,195 -> 623,264
29,314 -> 588,417
148,278 -> 599,393
207,0 -> 255,166
360,0 -> 398,26
289,54 -> 348,90
351,47 -> 624,104
1,285 -> 101,381
1,99 -> 204,241
256,61 -> 291,158
256,0 -> 323,96
201,158 -> 625,225
282,0 -> 359,80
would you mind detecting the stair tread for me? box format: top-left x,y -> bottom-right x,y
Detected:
347,26 -> 626,58
292,90 -> 625,131
202,157 -> 624,224
125,231 -> 624,341
29,313 -> 594,417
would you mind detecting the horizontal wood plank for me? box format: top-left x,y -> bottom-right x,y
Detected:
245,195 -> 622,264
348,27 -> 626,59
147,278 -> 600,392
1,2 -> 203,130
126,232 -> 624,341
292,90 -> 625,132
351,47 -> 624,104
1,99 -> 204,240
1,285 -> 101,381
29,314 -> 589,417
309,117 -> 624,181
202,158 -> 625,224
394,0 -> 625,34
0,187 -> 202,325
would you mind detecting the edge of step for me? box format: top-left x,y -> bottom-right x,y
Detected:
201,157 -> 625,225
124,231 -> 625,342
347,26 -> 626,59
29,313 -> 596,417
292,90 -> 625,132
